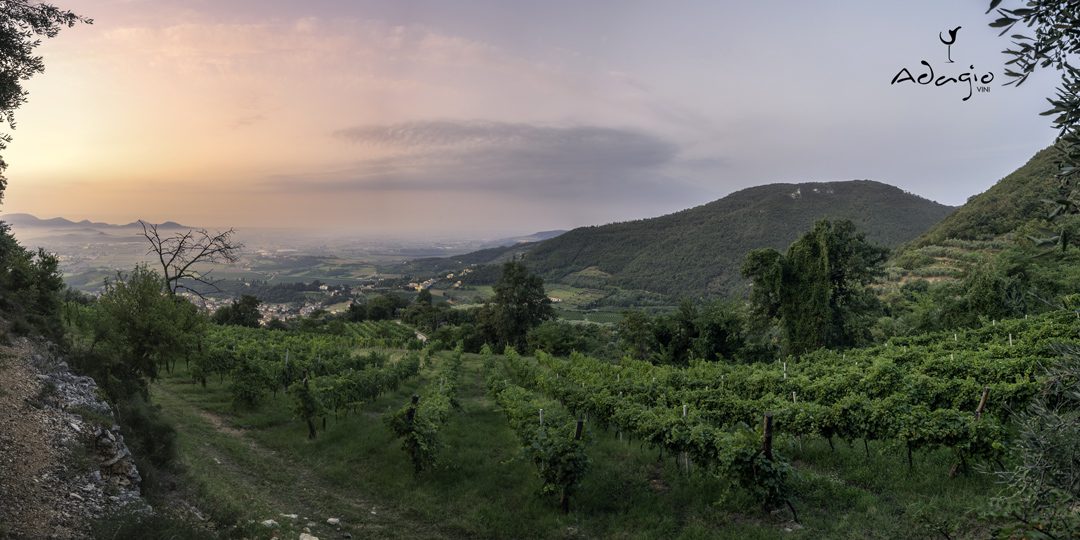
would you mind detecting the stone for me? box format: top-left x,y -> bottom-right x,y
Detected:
326,517 -> 340,526
299,534 -> 319,540
280,513 -> 299,519
261,519 -> 279,528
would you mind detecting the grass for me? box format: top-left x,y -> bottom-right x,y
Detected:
154,352 -> 1000,539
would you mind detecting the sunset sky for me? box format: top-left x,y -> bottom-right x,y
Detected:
1,0 -> 1063,237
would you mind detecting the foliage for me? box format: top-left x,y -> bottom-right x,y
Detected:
526,320 -> 617,359
485,352 -> 590,512
0,0 -> 89,201
291,373 -> 323,440
0,2 -> 79,337
532,351 -> 793,509
491,261 -> 554,349
911,147 -> 1067,247
988,0 -> 1080,252
65,265 -> 205,400
211,294 -> 262,327
617,309 -> 656,361
385,348 -> 463,473
989,344 -> 1080,539
880,239 -> 1080,337
743,219 -> 888,356
0,223 -> 64,339
62,266 -> 191,481
348,293 -> 408,322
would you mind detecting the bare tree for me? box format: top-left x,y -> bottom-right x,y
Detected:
140,221 -> 243,297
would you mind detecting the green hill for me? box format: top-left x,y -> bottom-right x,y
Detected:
911,145 -> 1062,247
405,180 -> 955,298
892,145 -> 1073,282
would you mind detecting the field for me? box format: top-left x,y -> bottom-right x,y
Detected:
142,312 -> 1080,539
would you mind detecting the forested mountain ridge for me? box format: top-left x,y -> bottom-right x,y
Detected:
405,180 -> 954,297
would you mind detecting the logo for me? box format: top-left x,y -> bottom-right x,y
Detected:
939,26 -> 961,63
891,26 -> 994,101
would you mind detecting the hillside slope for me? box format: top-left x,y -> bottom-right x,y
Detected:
892,145 -> 1072,281
910,145 -> 1061,247
395,181 -> 953,298
512,180 -> 953,296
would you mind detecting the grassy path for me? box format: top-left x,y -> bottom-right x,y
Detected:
154,382 -> 448,540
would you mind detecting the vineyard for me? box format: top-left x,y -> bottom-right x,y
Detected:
153,310 -> 1080,538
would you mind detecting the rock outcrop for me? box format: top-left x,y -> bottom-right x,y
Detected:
0,337 -> 148,538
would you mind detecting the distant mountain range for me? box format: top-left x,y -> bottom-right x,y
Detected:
400,180 -> 956,297
0,213 -> 191,230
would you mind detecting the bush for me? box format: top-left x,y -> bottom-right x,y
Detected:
117,393 -> 177,469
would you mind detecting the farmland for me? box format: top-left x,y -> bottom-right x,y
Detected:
148,311 -> 1079,538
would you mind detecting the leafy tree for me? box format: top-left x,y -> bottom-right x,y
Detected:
491,261 -> 554,349
0,2 -> 87,337
990,345 -> 1080,538
652,300 -> 699,365
0,1 -> 89,202
742,219 -> 887,356
211,294 -> 262,327
366,293 -> 405,321
526,320 -> 615,358
416,288 -> 433,306
692,301 -> 746,362
617,310 -> 656,361
66,266 -> 205,399
64,266 -> 201,474
0,226 -> 64,338
346,300 -> 367,321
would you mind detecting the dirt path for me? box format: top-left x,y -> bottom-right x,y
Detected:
153,385 -> 448,539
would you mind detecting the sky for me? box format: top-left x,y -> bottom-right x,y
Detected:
0,0 -> 1065,237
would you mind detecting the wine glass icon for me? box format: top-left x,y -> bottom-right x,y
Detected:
939,26 -> 961,63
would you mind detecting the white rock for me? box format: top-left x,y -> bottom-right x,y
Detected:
280,513 -> 299,519
299,534 -> 319,540
261,519 -> 279,528
326,517 -> 340,526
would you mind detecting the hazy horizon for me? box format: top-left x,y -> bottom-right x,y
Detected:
2,0 -> 1062,235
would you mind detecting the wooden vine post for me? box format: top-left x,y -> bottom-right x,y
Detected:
762,412 -> 774,461
950,387 -> 990,477
975,387 -> 990,420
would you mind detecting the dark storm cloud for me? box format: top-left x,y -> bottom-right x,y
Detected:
268,121 -> 695,201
